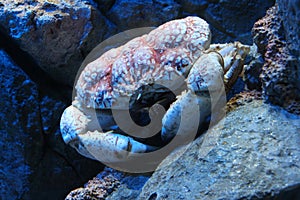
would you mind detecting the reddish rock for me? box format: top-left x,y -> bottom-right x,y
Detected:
252,5 -> 300,114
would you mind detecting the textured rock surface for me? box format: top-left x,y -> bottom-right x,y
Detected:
242,45 -> 264,91
252,5 -> 300,114
66,167 -> 149,200
0,50 -> 103,200
28,96 -> 104,200
0,0 -> 115,86
139,100 -> 300,199
225,90 -> 262,112
277,0 -> 300,59
0,49 -> 42,200
276,0 -> 300,110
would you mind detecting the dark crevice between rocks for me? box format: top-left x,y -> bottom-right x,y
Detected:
37,97 -> 86,182
94,0 -> 116,16
0,26 -> 72,105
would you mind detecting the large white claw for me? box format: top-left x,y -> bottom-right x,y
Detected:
162,51 -> 225,142
73,131 -> 157,163
161,91 -> 211,142
60,105 -> 156,163
60,105 -> 90,144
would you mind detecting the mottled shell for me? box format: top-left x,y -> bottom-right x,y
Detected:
75,16 -> 211,109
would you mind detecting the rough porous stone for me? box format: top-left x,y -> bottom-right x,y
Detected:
178,0 -> 208,14
139,100 -> 300,199
0,0 -> 115,86
277,0 -> 300,109
66,167 -> 149,200
66,169 -> 120,200
225,91 -> 262,112
252,5 -> 300,114
277,0 -> 300,59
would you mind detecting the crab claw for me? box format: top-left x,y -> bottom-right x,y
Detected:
70,131 -> 157,162
60,105 -> 156,162
161,48 -> 234,142
60,105 -> 90,145
161,91 -> 211,142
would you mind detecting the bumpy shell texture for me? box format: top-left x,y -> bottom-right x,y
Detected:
75,17 -> 211,109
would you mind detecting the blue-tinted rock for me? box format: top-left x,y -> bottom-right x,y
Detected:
94,0 -> 115,13
252,5 -> 300,114
179,0 -> 274,44
277,0 -> 300,109
107,0 -> 180,30
0,0 -> 116,86
0,49 -> 42,200
203,0 -> 275,44
0,49 -> 103,200
178,0 -> 208,13
139,100 -> 300,199
277,0 -> 300,57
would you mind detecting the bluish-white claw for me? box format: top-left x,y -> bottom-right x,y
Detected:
74,131 -> 157,163
60,105 -> 89,144
161,91 -> 211,142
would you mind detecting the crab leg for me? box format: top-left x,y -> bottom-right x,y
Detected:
209,42 -> 250,92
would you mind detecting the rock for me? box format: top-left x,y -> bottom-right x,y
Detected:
186,0 -> 275,44
66,169 -> 120,200
105,0 -> 274,44
178,0 -> 208,14
40,94 -> 67,135
94,0 -> 115,13
107,0 -> 180,30
106,170 -> 149,200
226,91 -> 262,112
0,49 -> 104,200
242,44 -> 264,91
66,167 -> 149,200
252,5 -> 300,114
0,49 -> 43,200
0,0 -> 115,86
276,0 -> 300,111
277,0 -> 300,58
28,95 -> 104,200
139,100 -> 300,199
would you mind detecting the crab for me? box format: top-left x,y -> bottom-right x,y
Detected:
60,17 -> 250,163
